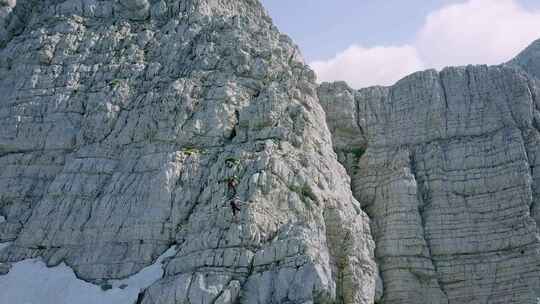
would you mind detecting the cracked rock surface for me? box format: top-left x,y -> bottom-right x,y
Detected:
0,0 -> 376,303
319,42 -> 540,304
4,0 -> 540,303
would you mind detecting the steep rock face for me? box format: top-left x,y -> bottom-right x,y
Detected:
319,62 -> 540,304
510,39 -> 540,80
317,82 -> 366,179
0,0 -> 376,303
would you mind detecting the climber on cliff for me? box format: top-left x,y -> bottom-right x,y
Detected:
227,176 -> 239,198
223,175 -> 241,222
229,196 -> 242,222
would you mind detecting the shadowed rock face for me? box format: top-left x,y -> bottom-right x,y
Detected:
319,56 -> 540,303
0,0 -> 376,303
0,0 -> 15,43
511,39 -> 540,80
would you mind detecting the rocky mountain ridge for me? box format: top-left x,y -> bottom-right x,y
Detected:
319,40 -> 540,304
0,0 -> 375,303
0,0 -> 539,303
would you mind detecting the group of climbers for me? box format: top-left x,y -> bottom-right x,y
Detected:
227,176 -> 242,222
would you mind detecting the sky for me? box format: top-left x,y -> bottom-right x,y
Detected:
261,0 -> 540,88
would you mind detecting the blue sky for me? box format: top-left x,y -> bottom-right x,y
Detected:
260,0 -> 540,88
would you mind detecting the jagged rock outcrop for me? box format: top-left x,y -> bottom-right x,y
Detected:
510,39 -> 540,80
319,43 -> 540,304
0,0 -> 376,303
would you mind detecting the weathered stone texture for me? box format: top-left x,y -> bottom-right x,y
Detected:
511,39 -> 540,80
319,62 -> 540,303
4,0 -> 540,303
0,0 -> 376,303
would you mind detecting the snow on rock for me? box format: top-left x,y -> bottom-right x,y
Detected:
0,215 -> 5,224
0,246 -> 177,304
109,245 -> 177,289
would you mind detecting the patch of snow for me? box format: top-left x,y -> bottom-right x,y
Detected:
0,215 -> 5,224
0,245 -> 177,304
110,245 -> 177,289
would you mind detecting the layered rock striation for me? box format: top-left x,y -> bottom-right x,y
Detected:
0,0 -> 375,303
319,42 -> 540,304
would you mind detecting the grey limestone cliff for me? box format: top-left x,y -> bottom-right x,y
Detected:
319,41 -> 540,304
3,0 -> 540,303
0,0 -> 376,303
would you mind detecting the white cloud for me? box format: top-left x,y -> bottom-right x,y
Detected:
311,0 -> 540,89
417,0 -> 540,69
311,45 -> 424,88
